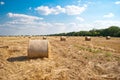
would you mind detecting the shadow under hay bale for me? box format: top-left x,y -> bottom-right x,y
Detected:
7,56 -> 28,62
85,36 -> 91,41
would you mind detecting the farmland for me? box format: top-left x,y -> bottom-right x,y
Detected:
0,36 -> 120,80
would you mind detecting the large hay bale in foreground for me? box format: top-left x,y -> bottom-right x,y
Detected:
28,40 -> 50,58
60,36 -> 66,41
85,36 -> 91,41
106,36 -> 111,40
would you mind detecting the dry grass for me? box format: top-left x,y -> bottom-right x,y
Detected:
0,36 -> 120,80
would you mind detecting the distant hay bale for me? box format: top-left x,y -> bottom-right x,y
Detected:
28,36 -> 31,38
60,36 -> 66,41
106,36 -> 111,40
43,36 -> 47,40
28,40 -> 50,58
85,36 -> 91,41
99,36 -> 103,38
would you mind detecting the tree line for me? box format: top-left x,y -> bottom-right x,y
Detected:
49,26 -> 120,37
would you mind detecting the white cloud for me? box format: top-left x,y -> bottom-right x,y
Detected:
35,6 -> 53,15
7,13 -> 43,20
76,16 -> 84,21
115,1 -> 120,5
65,5 -> 87,15
94,20 -> 120,29
35,6 -> 65,15
35,5 -> 87,15
103,13 -> 114,18
1,12 -> 120,35
53,6 -> 65,14
0,13 -> 68,35
0,1 -> 5,5
0,13 -> 89,35
1,18 -> 120,35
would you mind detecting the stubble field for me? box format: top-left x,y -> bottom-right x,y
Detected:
0,36 -> 120,80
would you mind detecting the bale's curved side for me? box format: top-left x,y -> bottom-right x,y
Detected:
60,36 -> 66,41
28,40 -> 50,58
85,36 -> 91,41
106,36 -> 111,40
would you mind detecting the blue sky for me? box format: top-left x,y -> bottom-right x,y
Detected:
0,0 -> 120,35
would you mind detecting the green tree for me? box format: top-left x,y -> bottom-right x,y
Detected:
106,26 -> 120,36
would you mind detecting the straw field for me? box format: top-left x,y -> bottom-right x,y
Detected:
0,36 -> 120,80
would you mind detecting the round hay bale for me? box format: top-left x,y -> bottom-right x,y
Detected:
43,36 -> 47,40
60,36 -> 66,41
85,36 -> 91,41
28,40 -> 50,58
106,36 -> 111,40
28,36 -> 31,38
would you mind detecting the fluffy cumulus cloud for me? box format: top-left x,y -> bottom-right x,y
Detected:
76,16 -> 84,21
115,1 -> 120,5
35,6 -> 65,15
103,13 -> 114,18
35,5 -> 87,15
0,1 -> 5,5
